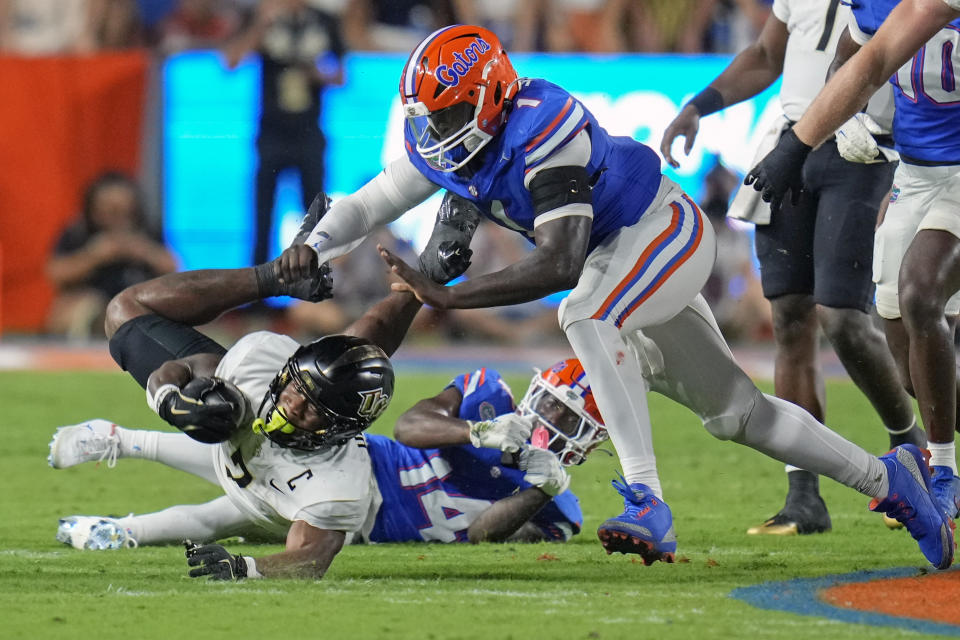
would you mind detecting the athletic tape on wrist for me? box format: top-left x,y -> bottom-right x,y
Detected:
148,384 -> 179,415
243,556 -> 263,579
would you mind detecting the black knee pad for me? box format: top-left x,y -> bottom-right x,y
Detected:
108,314 -> 227,389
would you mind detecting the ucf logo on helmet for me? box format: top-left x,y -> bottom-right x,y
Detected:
357,388 -> 391,420
435,37 -> 491,87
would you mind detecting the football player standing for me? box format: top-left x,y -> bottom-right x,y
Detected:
276,25 -> 953,569
660,0 -> 921,537
748,0 -> 960,524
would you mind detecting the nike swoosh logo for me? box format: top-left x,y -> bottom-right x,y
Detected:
169,408 -> 193,415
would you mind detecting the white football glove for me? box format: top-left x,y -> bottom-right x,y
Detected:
835,113 -> 885,164
518,446 -> 570,497
468,413 -> 534,453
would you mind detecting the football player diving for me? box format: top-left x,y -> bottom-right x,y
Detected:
274,25 -> 953,569
48,192 -> 601,579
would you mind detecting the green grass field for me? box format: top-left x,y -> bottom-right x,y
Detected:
0,368 -> 946,639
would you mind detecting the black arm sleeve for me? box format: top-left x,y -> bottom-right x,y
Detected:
528,166 -> 593,217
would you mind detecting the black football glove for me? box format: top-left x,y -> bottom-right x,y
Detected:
254,191 -> 335,302
185,542 -> 248,580
743,128 -> 812,214
418,191 -> 481,284
254,258 -> 334,302
156,377 -> 247,444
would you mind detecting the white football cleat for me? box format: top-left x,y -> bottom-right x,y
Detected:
56,516 -> 138,550
48,420 -> 120,469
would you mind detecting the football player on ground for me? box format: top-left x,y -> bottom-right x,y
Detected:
751,0 -> 960,524
50,360 -> 599,574
48,191 -> 562,580
275,25 -> 954,569
660,0 -> 922,537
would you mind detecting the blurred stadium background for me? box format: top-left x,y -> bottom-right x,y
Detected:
0,0 -> 788,359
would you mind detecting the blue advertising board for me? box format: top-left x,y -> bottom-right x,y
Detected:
163,51 -> 781,273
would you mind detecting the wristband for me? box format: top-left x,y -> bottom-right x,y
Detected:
243,556 -> 263,579
254,260 -> 283,298
686,87 -> 724,117
148,383 -> 179,415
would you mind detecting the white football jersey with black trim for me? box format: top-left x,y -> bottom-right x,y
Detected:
211,331 -> 380,535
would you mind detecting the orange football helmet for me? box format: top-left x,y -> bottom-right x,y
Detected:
517,359 -> 608,466
400,25 -> 519,172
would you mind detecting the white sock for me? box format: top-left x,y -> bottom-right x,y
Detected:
928,441 -> 958,474
114,426 -> 219,484
118,496 -> 253,545
565,319 -> 663,499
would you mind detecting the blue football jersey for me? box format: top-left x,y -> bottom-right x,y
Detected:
404,78 -> 663,253
851,0 -> 960,163
365,368 -> 582,543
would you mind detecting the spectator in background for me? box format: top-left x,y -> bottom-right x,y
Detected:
538,0 -> 626,53
46,171 -> 177,340
342,0 -> 455,52
450,0 -> 539,51
225,0 -> 346,267
0,0 -> 90,54
627,0 -> 718,53
85,0 -> 144,50
156,0 -> 239,55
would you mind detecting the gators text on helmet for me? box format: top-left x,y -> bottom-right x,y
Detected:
400,24 -> 519,172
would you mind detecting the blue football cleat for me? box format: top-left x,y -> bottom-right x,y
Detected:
870,445 -> 955,570
597,473 -> 676,565
930,465 -> 960,520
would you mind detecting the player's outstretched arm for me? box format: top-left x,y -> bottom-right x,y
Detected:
381,214 -> 592,310
276,157 -> 439,283
393,387 -> 472,449
793,0 -> 960,148
186,521 -> 345,580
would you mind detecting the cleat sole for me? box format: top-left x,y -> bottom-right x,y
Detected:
597,527 -> 673,565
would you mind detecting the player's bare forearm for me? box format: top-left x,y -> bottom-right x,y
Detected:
253,523 -> 345,579
467,487 -> 551,543
795,0 -> 959,147
106,268 -> 261,335
444,215 -> 589,309
344,291 -> 422,356
394,389 -> 471,448
445,256 -> 577,308
704,14 -> 787,107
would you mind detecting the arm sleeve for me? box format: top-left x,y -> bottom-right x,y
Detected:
303,155 -> 439,264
